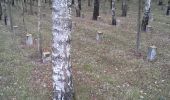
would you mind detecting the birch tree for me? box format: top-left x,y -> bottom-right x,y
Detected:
166,0 -> 170,15
52,0 -> 74,99
112,0 -> 116,25
141,0 -> 151,31
7,0 -> 13,30
121,0 -> 127,17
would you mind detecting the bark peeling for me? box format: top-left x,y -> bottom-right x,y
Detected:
112,0 -> 116,25
141,0 -> 151,31
52,0 -> 73,100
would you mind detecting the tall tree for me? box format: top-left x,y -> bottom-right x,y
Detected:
78,0 -> 81,10
166,0 -> 170,15
38,0 -> 42,57
24,0 -> 27,12
72,0 -> 74,5
0,1 -> 2,20
121,0 -> 127,16
22,0 -> 27,31
136,0 -> 142,53
12,0 -> 14,6
52,0 -> 74,99
158,0 -> 163,5
93,0 -> 99,20
75,0 -> 81,17
141,0 -> 151,31
7,0 -> 13,30
30,0 -> 33,14
110,0 -> 112,9
112,0 -> 116,25
88,0 -> 91,6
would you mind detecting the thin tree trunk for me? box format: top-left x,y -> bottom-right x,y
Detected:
88,0 -> 91,6
49,0 -> 52,6
24,0 -> 27,12
12,0 -> 14,6
166,0 -> 170,15
7,0 -> 13,30
0,1 -> 2,20
72,0 -> 74,5
141,0 -> 151,31
158,0 -> 163,5
121,0 -> 127,16
112,0 -> 116,25
30,0 -> 33,14
75,0 -> 81,17
22,0 -> 26,31
52,0 -> 74,99
136,0 -> 142,53
38,0 -> 42,57
93,0 -> 99,20
110,0 -> 112,9
4,3 -> 7,25
78,0 -> 81,10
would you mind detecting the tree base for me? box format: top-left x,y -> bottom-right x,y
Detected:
166,7 -> 170,15
141,16 -> 149,31
112,19 -> 116,25
158,2 -> 163,6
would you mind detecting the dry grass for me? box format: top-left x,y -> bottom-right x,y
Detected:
0,0 -> 170,100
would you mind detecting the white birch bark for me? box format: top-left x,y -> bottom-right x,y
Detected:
144,0 -> 151,15
7,0 -> 13,30
112,0 -> 116,25
52,0 -> 73,99
142,0 -> 151,31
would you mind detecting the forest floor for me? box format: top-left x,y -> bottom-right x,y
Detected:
0,0 -> 170,100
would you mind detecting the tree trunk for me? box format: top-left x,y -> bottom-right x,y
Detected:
72,0 -> 74,5
112,0 -> 116,25
22,0 -> 26,31
121,0 -> 127,16
78,0 -> 81,10
158,0 -> 163,5
24,0 -> 27,12
52,0 -> 74,99
7,0 -> 13,30
110,0 -> 112,9
75,0 -> 81,17
45,0 -> 47,3
88,0 -> 91,6
93,0 -> 99,20
136,0 -> 142,53
141,0 -> 151,31
12,0 -> 14,6
38,0 -> 42,58
4,4 -> 7,25
166,0 -> 170,15
30,0 -> 33,15
49,0 -> 52,6
0,2 -> 2,20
